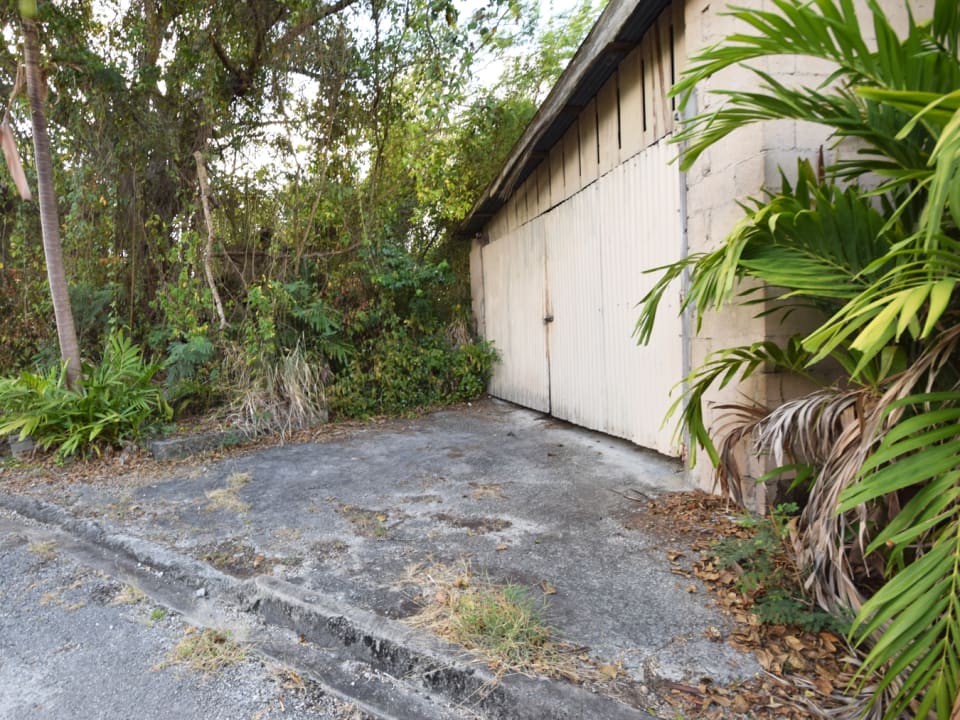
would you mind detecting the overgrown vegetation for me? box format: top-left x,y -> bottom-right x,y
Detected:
0,331 -> 170,458
636,1 -> 960,716
0,0 -> 603,457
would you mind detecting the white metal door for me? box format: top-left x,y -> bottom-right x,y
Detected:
481,221 -> 551,413
480,140 -> 683,457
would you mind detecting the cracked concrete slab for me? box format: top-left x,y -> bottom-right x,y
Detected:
0,398 -> 762,717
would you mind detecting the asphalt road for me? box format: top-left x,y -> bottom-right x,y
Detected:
0,510 -> 366,720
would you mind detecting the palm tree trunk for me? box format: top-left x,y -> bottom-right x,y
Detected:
21,12 -> 81,388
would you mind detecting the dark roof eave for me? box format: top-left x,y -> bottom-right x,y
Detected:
457,0 -> 671,240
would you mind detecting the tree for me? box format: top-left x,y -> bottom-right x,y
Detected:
635,0 -> 960,717
20,0 -> 80,387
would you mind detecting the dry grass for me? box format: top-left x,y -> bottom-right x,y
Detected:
205,471 -> 252,513
110,584 -> 147,605
224,341 -> 329,440
28,540 -> 58,561
406,561 -> 596,684
156,626 -> 247,676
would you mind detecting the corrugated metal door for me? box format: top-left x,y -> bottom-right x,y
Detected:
597,141 -> 683,455
481,221 -> 550,412
543,140 -> 683,456
480,140 -> 682,456
544,184 -> 608,431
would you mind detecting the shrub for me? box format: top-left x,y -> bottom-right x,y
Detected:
329,324 -> 496,418
0,331 -> 171,458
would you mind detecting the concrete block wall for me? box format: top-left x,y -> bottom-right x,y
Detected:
680,0 -> 933,510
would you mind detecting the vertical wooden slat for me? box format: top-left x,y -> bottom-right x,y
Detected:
563,121 -> 581,198
619,46 -> 644,161
579,98 -> 599,186
597,74 -> 620,176
657,11 -> 675,136
537,161 -> 551,215
549,143 -> 565,208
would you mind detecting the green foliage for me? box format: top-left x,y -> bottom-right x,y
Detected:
162,333 -> 220,413
68,281 -> 121,354
635,0 -> 960,715
0,331 -> 171,458
449,583 -> 553,667
712,505 -> 848,634
841,384 -> 960,720
330,324 -> 496,418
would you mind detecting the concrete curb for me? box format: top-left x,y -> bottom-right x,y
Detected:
0,492 -> 655,720
147,430 -> 247,461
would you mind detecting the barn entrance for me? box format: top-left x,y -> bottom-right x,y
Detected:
479,140 -> 685,457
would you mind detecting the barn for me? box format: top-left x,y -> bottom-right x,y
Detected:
459,0 -> 923,500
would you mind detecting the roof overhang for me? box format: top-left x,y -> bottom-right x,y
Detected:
458,0 -> 671,239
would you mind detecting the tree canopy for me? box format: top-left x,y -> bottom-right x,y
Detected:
0,0 -> 604,438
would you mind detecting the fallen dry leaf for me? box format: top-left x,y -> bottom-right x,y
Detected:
539,580 -> 557,595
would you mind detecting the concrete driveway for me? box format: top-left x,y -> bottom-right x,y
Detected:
0,399 -> 761,719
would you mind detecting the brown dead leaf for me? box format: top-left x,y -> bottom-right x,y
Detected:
0,119 -> 30,200
813,675 -> 833,695
784,635 -> 805,652
495,543 -> 508,551
597,663 -> 619,680
539,580 -> 557,595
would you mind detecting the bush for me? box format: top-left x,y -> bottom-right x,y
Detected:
329,324 -> 496,418
0,331 -> 171,458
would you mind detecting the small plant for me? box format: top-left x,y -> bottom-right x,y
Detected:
407,561 -> 589,681
712,504 -> 847,634
0,330 -> 171,458
149,607 -> 168,622
449,584 -> 553,666
156,627 -> 246,676
28,540 -> 58,561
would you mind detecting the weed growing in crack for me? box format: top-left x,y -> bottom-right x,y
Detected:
28,540 -> 58,561
155,627 -> 246,677
205,472 -> 252,513
406,561 -> 595,683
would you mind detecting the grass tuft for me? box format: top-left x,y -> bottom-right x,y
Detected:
156,626 -> 246,676
407,561 -> 593,683
205,472 -> 252,513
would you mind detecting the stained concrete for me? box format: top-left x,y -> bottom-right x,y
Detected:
0,399 -> 762,718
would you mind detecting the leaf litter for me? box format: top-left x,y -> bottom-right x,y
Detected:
626,490 -> 865,719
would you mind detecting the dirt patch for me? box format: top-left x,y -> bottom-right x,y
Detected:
467,481 -> 504,500
337,505 -> 394,539
196,538 -> 276,578
432,513 -> 511,534
310,540 -> 350,561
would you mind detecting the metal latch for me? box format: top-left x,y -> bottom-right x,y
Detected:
543,314 -> 554,324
